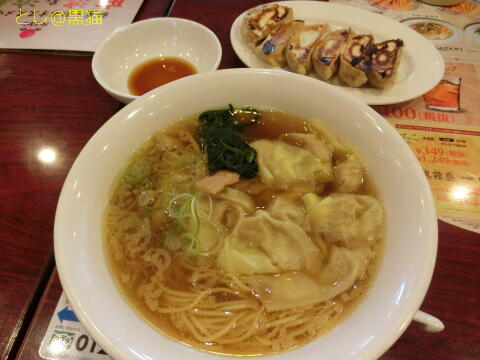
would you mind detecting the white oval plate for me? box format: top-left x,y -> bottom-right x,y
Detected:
230,1 -> 444,105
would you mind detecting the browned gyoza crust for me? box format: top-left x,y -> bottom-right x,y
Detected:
338,34 -> 374,87
367,39 -> 404,89
312,28 -> 352,81
256,20 -> 304,67
285,24 -> 329,75
241,4 -> 294,48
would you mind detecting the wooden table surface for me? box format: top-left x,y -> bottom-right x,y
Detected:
1,1 -> 479,360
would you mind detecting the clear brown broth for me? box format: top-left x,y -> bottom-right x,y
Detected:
105,110 -> 384,356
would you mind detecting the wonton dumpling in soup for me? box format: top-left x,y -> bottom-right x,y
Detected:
317,246 -> 372,290
309,119 -> 351,158
215,186 -> 255,214
105,108 -> 384,356
247,246 -> 371,312
267,191 -> 305,226
214,187 -> 254,226
279,133 -> 333,165
302,193 -> 383,246
217,233 -> 280,275
219,210 -> 320,274
334,154 -> 364,193
198,186 -> 255,232
252,139 -> 333,193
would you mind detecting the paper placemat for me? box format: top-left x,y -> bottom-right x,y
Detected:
329,0 -> 480,232
0,0 -> 144,51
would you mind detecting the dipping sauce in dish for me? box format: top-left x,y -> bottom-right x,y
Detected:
128,57 -> 197,96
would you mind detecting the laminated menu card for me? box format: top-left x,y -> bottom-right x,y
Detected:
39,293 -> 112,360
329,0 -> 480,232
0,0 -> 143,51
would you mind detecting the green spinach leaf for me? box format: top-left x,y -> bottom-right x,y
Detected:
199,106 -> 258,178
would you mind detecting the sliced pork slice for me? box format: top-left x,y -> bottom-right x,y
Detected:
195,170 -> 240,195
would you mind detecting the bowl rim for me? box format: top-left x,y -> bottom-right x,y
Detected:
91,17 -> 223,102
55,68 -> 438,360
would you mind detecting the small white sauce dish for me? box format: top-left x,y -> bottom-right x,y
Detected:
92,18 -> 222,104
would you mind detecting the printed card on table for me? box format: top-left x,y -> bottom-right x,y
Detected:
393,121 -> 480,233
330,0 -> 480,64
0,0 -> 144,51
39,292 -> 112,360
328,0 -> 480,232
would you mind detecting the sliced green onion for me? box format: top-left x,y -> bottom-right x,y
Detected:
124,158 -> 152,187
167,193 -> 194,219
165,192 -> 202,256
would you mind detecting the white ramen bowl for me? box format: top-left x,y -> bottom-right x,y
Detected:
92,17 -> 222,104
55,69 -> 438,360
